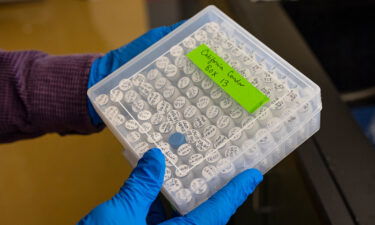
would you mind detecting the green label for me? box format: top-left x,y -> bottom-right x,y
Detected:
186,44 -> 269,113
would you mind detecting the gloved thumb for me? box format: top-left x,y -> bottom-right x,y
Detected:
113,148 -> 166,213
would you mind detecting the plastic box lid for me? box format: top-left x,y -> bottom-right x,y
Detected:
88,5 -> 322,214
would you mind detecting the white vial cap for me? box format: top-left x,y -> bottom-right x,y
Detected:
150,112 -> 165,126
175,188 -> 193,204
138,82 -> 154,97
126,131 -> 141,143
175,55 -> 188,68
167,110 -> 182,124
165,64 -> 178,79
192,71 -> 204,83
189,153 -> 204,166
182,37 -> 196,49
285,89 -> 299,103
134,142 -> 150,155
112,114 -> 126,126
242,53 -> 255,65
157,100 -> 172,114
184,105 -> 199,119
194,29 -> 208,42
210,87 -> 224,100
175,120 -> 191,133
186,86 -> 200,99
177,77 -> 192,89
164,167 -> 172,182
163,85 -> 177,99
156,56 -> 170,69
228,127 -> 243,141
255,129 -> 272,145
271,99 -> 286,111
177,143 -> 193,157
190,178 -> 208,195
170,45 -> 184,57
220,97 -> 233,110
185,129 -> 202,144
203,125 -> 219,139
213,135 -> 229,149
241,140 -> 260,157
195,138 -> 212,152
137,110 -> 152,121
183,60 -> 197,75
260,87 -> 272,98
222,39 -> 235,50
224,145 -> 240,159
298,102 -> 312,114
138,122 -> 152,134
165,151 -> 179,167
158,141 -> 171,153
231,47 -> 242,57
164,178 -> 182,193
238,68 -> 252,80
229,105 -> 244,119
206,105 -> 221,120
132,99 -> 146,113
131,73 -> 146,86
124,119 -> 139,130
124,90 -> 138,103
174,96 -> 188,110
211,45 -> 224,56
147,132 -> 163,143
202,165 -> 218,181
205,22 -> 220,33
217,115 -> 231,129
175,164 -> 190,178
201,78 -> 214,91
95,94 -> 109,106
249,77 -> 261,88
266,117 -> 282,132
205,149 -> 221,164
104,106 -> 119,120
159,121 -> 174,134
154,77 -> 168,90
216,158 -> 234,174
147,92 -> 163,107
147,69 -> 160,81
119,79 -> 133,91
193,115 -> 209,129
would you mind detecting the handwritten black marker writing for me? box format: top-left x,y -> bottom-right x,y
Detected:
201,49 -> 224,71
226,71 -> 245,87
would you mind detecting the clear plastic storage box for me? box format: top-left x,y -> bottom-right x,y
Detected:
88,5 -> 322,215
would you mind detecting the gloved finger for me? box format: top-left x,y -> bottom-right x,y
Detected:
160,169 -> 263,225
114,148 -> 165,211
146,196 -> 166,225
113,20 -> 185,65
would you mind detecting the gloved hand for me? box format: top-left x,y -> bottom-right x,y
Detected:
77,148 -> 263,225
87,22 -> 184,125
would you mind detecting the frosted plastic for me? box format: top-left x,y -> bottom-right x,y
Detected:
88,5 -> 322,215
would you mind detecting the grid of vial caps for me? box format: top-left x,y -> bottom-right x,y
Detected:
92,22 -> 320,214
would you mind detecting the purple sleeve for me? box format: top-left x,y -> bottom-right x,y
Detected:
0,50 -> 104,143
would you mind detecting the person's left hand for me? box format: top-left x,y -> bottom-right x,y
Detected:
77,148 -> 263,225
87,21 -> 184,125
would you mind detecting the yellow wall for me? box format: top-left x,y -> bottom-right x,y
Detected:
0,0 -> 148,224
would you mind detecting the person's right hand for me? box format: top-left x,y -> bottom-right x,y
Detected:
78,148 -> 263,225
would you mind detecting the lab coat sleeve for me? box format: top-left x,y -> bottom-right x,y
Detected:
0,50 -> 104,143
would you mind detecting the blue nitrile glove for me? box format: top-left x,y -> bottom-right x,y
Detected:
87,21 -> 184,125
77,148 -> 263,225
